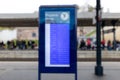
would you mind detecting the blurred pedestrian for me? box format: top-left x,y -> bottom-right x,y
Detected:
86,38 -> 91,50
101,39 -> 105,50
107,40 -> 112,50
79,39 -> 86,50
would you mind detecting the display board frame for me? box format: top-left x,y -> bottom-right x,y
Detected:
39,5 -> 77,80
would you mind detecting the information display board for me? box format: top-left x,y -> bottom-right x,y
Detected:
39,5 -> 77,80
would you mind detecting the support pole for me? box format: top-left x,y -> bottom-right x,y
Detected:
95,0 -> 103,76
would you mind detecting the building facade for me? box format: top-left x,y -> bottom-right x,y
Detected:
17,27 -> 38,40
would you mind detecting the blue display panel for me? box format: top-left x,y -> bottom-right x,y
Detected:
45,12 -> 70,67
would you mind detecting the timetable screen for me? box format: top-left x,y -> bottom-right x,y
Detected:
45,11 -> 70,67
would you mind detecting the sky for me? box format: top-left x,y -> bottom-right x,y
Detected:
0,0 -> 120,13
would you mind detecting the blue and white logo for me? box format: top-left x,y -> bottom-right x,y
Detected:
60,12 -> 69,21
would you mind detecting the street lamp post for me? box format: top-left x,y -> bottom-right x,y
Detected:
95,0 -> 103,76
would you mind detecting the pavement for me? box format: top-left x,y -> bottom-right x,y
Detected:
78,62 -> 120,80
0,62 -> 120,80
0,62 -> 38,80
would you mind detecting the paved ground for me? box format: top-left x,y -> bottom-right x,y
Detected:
1,62 -> 120,80
78,62 -> 120,80
0,62 -> 38,80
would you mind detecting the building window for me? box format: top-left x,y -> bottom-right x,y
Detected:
32,32 -> 36,37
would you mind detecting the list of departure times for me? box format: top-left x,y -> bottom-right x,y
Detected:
45,11 -> 70,67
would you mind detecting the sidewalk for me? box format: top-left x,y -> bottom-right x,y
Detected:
42,62 -> 120,80
78,62 -> 120,80
0,62 -> 120,80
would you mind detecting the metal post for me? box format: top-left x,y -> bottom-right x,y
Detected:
111,20 -> 117,50
95,0 -> 103,76
101,21 -> 105,41
102,29 -> 104,40
113,27 -> 116,50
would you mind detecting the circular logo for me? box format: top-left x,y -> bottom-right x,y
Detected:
60,12 -> 69,21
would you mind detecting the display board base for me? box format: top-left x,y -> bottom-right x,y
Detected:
41,73 -> 75,80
